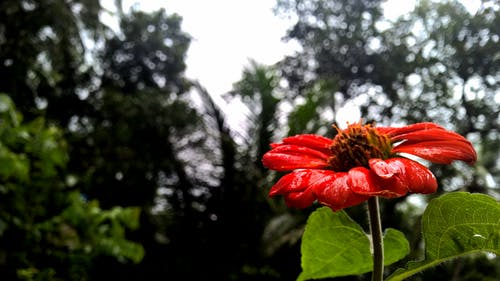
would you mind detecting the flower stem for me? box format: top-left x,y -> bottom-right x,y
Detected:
368,197 -> 384,281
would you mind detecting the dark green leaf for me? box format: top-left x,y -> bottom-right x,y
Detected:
298,207 -> 409,280
387,192 -> 500,281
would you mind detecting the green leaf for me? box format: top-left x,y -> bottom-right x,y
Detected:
387,192 -> 500,281
0,94 -> 21,126
383,228 -> 411,266
0,144 -> 30,181
297,207 -> 409,281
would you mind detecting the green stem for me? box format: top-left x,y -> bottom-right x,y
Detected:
368,197 -> 384,281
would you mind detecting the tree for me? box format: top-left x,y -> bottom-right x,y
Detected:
0,0 -> 104,125
0,94 -> 143,281
63,8 -> 208,280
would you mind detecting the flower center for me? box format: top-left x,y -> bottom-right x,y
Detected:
328,123 -> 392,172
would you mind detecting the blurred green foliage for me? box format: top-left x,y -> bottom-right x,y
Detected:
0,94 -> 143,280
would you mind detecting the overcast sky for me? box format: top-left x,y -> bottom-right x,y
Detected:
110,0 -> 480,127
115,0 -> 480,96
119,0 -> 299,95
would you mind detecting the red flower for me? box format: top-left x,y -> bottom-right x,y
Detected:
262,122 -> 477,211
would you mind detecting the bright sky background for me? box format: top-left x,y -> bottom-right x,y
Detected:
118,0 -> 479,93
113,0 -> 480,126
120,0 -> 302,95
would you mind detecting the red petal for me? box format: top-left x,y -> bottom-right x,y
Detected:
279,134 -> 333,155
396,158 -> 438,194
392,140 -> 477,164
376,122 -> 444,137
262,144 -> 330,171
348,166 -> 408,198
269,170 -> 334,208
368,158 -> 400,179
283,191 -> 315,209
311,172 -> 369,211
377,122 -> 477,165
369,158 -> 437,194
389,128 -> 465,144
269,170 -> 326,196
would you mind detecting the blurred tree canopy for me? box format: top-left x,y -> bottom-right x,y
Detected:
0,94 -> 143,280
0,0 -> 104,124
0,0 -> 498,280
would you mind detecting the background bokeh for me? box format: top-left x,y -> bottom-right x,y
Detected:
0,0 -> 498,280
